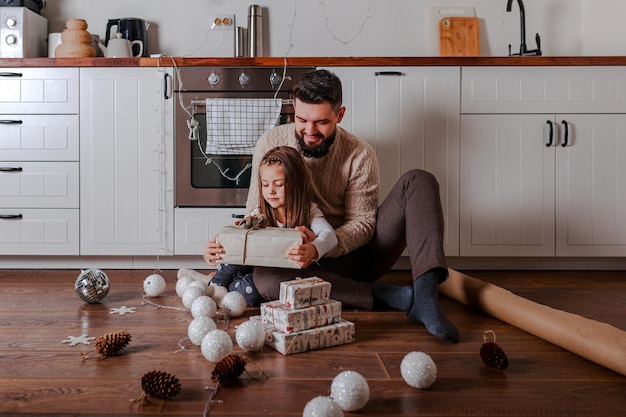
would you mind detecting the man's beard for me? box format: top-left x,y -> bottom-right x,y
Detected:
295,131 -> 336,158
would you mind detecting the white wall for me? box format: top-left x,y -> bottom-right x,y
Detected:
40,0 -> 623,57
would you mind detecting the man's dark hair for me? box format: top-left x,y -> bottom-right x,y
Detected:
292,69 -> 343,113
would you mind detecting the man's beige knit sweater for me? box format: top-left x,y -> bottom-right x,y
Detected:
246,123 -> 380,258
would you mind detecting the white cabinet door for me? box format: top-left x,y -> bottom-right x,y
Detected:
556,114 -> 626,256
174,207 -> 246,255
321,67 -> 460,256
460,114 -> 556,256
80,67 -> 174,256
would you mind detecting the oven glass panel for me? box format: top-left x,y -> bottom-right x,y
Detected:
190,112 -> 252,189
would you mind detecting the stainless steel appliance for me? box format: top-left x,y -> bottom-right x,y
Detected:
0,6 -> 47,57
174,66 -> 314,207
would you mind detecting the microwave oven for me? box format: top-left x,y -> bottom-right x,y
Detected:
0,7 -> 47,58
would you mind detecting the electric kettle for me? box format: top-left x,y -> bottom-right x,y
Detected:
105,18 -> 149,57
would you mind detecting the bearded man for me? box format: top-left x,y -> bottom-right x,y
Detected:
204,69 -> 459,343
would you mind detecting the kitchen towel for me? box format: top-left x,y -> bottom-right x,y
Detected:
205,98 -> 282,155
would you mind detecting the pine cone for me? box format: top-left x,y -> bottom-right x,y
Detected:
211,354 -> 247,385
480,341 -> 509,371
95,330 -> 132,358
141,370 -> 182,400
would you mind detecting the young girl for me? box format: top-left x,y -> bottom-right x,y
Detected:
209,146 -> 337,306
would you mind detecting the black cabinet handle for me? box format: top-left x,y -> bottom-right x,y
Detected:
374,71 -> 404,76
0,72 -> 23,77
561,120 -> 569,147
0,214 -> 23,219
546,120 -> 553,147
231,214 -> 245,219
0,167 -> 23,172
163,73 -> 171,100
0,120 -> 23,124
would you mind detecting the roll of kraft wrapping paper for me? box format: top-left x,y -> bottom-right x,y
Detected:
440,269 -> 626,376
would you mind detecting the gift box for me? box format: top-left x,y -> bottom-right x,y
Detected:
264,319 -> 355,355
261,299 -> 342,334
279,277 -> 332,309
216,226 -> 302,269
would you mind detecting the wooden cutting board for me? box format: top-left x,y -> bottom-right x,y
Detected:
439,17 -> 480,56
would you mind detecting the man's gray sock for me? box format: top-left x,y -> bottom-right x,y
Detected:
407,270 -> 460,343
372,284 -> 413,311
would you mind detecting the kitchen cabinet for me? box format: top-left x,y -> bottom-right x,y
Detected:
0,68 -> 80,255
174,207 -> 246,255
322,67 -> 460,256
80,67 -> 174,256
460,67 -> 626,257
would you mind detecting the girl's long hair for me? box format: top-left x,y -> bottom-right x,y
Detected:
257,146 -> 311,228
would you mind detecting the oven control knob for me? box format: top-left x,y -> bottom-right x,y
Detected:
6,18 -> 17,29
5,34 -> 17,45
269,71 -> 282,87
208,72 -> 220,86
238,72 -> 250,87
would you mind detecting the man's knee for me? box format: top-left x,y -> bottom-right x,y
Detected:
401,169 -> 439,193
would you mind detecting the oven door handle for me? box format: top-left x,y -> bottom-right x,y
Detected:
163,72 -> 172,100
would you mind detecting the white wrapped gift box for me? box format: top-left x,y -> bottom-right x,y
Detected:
216,226 -> 302,269
279,277 -> 332,309
261,299 -> 342,334
264,319 -> 355,355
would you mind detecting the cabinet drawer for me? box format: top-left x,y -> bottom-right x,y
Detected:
462,66 -> 626,114
0,161 -> 79,208
0,208 -> 79,255
0,68 -> 79,114
0,115 -> 79,161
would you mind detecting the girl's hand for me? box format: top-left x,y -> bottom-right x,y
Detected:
289,226 -> 319,268
203,236 -> 223,266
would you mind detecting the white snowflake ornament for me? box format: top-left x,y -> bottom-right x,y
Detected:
109,306 -> 137,316
62,334 -> 96,346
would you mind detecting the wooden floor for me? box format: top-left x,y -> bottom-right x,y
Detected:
0,269 -> 624,416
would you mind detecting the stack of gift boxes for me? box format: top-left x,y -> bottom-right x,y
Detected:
260,277 -> 356,355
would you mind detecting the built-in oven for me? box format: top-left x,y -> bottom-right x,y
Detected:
174,66 -> 314,207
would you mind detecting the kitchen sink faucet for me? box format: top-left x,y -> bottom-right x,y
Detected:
507,0 -> 542,56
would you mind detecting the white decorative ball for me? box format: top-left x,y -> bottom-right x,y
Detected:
176,275 -> 195,297
302,396 -> 344,417
221,291 -> 247,317
188,316 -> 217,345
143,273 -> 167,297
182,285 -> 205,309
400,351 -> 437,389
201,329 -> 233,362
189,279 -> 209,294
330,370 -> 370,412
191,295 -> 218,319
235,318 -> 265,352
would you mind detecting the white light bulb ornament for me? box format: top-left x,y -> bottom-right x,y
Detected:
330,370 -> 370,412
191,295 -> 217,319
220,291 -> 247,317
188,316 -> 217,345
175,275 -> 195,297
235,318 -> 265,352
201,329 -> 233,362
303,396 -> 344,417
400,351 -> 437,389
143,273 -> 166,297
182,285 -> 205,309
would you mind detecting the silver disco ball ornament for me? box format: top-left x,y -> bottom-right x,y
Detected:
75,268 -> 110,303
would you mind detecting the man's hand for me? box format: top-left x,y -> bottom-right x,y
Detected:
203,236 -> 223,266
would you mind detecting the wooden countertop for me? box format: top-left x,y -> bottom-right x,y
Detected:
3,56 -> 626,67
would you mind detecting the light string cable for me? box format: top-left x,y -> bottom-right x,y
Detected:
320,0 -> 373,45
